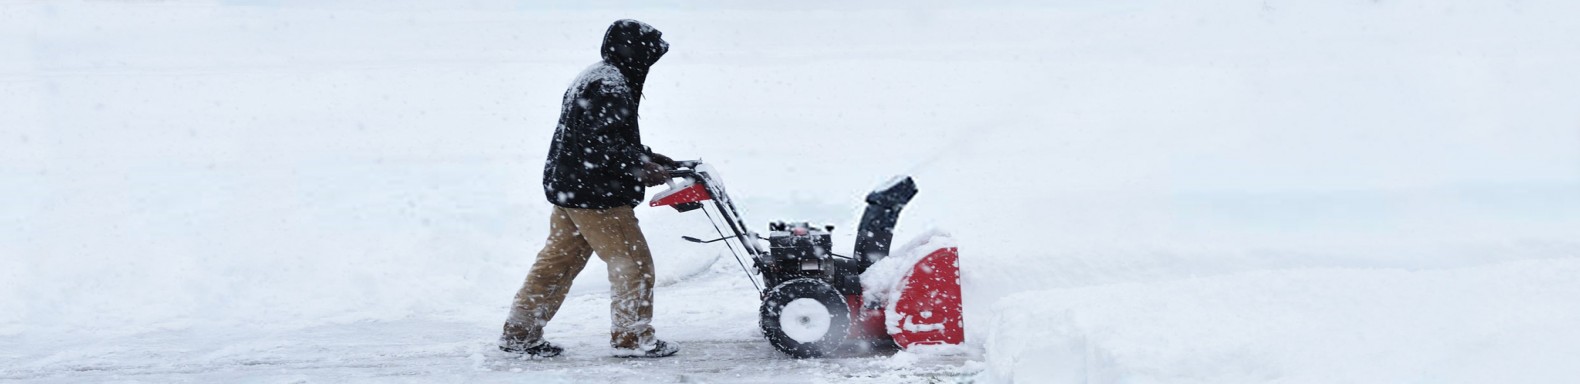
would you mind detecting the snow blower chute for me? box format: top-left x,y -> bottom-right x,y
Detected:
649,161 -> 963,358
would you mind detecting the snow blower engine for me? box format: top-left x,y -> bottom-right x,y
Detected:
650,161 -> 963,358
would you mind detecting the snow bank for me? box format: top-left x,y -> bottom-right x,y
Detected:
981,259 -> 1580,383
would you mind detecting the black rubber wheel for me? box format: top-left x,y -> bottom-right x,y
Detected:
759,278 -> 851,358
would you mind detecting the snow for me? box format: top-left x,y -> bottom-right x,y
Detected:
860,229 -> 957,335
874,175 -> 910,192
564,62 -> 630,108
5,0 -> 1580,382
981,259 -> 1580,383
860,230 -> 953,307
646,175 -> 696,202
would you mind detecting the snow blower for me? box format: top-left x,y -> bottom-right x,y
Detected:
649,161 -> 963,358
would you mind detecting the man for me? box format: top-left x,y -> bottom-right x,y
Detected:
499,19 -> 679,358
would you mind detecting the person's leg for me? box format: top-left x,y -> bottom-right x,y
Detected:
562,206 -> 657,350
504,206 -> 595,344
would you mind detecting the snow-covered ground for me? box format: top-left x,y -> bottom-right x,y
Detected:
4,0 -> 1579,382
984,259 -> 1580,383
2,260 -> 978,383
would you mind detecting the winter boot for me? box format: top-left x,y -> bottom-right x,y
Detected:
499,323 -> 563,357
612,339 -> 680,358
499,337 -> 564,357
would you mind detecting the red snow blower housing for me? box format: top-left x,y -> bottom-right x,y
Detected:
650,161 -> 963,358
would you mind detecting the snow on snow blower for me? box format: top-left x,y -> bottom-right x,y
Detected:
649,161 -> 963,358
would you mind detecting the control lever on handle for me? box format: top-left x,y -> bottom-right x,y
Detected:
682,235 -> 731,244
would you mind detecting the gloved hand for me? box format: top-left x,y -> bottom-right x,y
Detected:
641,161 -> 671,187
645,151 -> 677,167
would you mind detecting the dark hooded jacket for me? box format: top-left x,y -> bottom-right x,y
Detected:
543,20 -> 669,209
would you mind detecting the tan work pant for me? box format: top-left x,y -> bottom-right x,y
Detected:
504,206 -> 657,349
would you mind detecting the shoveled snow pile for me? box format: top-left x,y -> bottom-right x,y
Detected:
980,258 -> 1580,383
860,229 -> 957,335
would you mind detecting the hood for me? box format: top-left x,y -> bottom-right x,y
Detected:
600,19 -> 668,85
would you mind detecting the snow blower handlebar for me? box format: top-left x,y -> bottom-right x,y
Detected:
650,160 -> 921,288
650,160 -> 768,291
